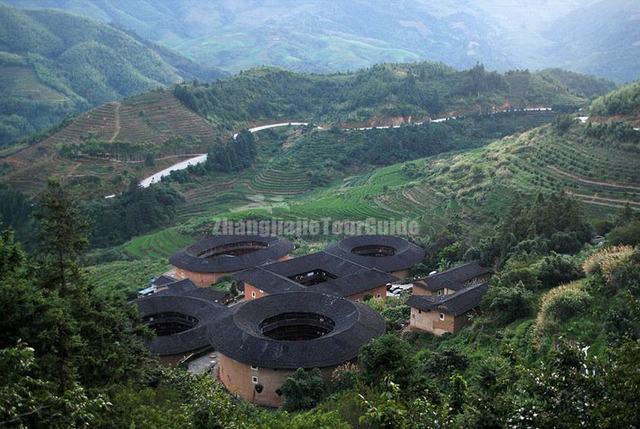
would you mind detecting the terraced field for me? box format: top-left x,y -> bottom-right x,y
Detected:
123,226 -> 193,259
0,65 -> 69,102
0,90 -> 223,195
34,91 -> 217,151
250,167 -> 310,195
119,118 -> 640,261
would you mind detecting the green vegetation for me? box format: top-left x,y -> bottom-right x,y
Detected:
539,68 -> 617,98
174,64 -> 589,132
82,182 -> 184,248
2,59 -> 612,197
591,80 -> 640,116
0,4 -> 225,146
2,100 -> 640,428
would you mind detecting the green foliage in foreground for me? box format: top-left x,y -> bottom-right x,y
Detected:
2,179 -> 640,427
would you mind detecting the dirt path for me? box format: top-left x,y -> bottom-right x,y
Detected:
548,165 -> 640,191
573,198 -> 637,210
108,102 -> 121,143
566,191 -> 640,207
402,189 -> 428,208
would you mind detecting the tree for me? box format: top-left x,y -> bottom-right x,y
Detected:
0,342 -> 108,429
536,254 -> 583,287
281,368 -> 327,411
607,220 -> 640,246
482,282 -> 534,325
359,334 -> 416,388
35,178 -> 89,295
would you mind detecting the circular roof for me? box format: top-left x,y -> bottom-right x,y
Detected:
207,292 -> 385,369
136,295 -> 224,356
326,235 -> 425,272
169,235 -> 294,273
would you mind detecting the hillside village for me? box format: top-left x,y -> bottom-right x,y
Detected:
1,2 -> 640,426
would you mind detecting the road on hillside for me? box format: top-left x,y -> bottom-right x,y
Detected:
133,122 -> 311,195
130,108 -> 554,196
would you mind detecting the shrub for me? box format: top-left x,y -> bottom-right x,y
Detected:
609,251 -> 640,296
495,266 -> 541,290
543,285 -> 591,322
281,368 -> 326,411
359,334 -> 415,387
582,245 -> 634,281
537,254 -> 583,287
482,282 -> 534,325
422,346 -> 470,375
535,282 -> 592,338
607,221 -> 640,246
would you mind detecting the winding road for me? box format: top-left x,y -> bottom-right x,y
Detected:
120,108 -> 556,198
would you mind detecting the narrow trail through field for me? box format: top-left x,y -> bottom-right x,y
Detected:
548,165 -> 640,191
109,102 -> 121,143
566,191 -> 640,207
402,189 -> 427,208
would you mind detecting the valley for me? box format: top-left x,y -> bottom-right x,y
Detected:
2,2 -> 640,427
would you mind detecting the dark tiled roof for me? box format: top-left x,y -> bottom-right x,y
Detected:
314,270 -> 397,296
207,292 -> 385,369
151,275 -> 178,287
233,251 -> 397,297
153,279 -> 198,296
414,261 -> 491,292
182,287 -> 227,303
325,235 -> 425,272
169,235 -> 294,273
135,295 -> 225,356
407,283 -> 489,316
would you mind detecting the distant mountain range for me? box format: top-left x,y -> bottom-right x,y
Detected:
2,0 -> 638,83
0,4 -> 226,145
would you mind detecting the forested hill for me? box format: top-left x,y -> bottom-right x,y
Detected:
0,4 -> 226,146
0,61 -> 616,197
590,80 -> 640,118
175,63 -> 610,129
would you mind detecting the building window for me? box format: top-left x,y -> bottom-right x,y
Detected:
439,313 -> 445,321
251,376 -> 259,384
376,294 -> 381,298
251,291 -> 256,298
250,365 -> 258,371
418,309 -> 422,314
255,384 -> 263,393
275,388 -> 283,396
437,289 -> 443,296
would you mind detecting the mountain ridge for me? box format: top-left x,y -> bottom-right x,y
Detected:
0,4 -> 226,146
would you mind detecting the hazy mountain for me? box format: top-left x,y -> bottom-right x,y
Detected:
543,0 -> 640,83
3,0 -> 636,83
0,0 -> 511,73
0,4 -> 225,145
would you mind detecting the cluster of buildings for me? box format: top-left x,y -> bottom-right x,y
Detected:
135,234 -> 491,407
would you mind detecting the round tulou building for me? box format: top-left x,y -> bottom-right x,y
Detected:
326,235 -> 425,279
207,291 -> 385,407
136,294 -> 225,365
169,235 -> 294,287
